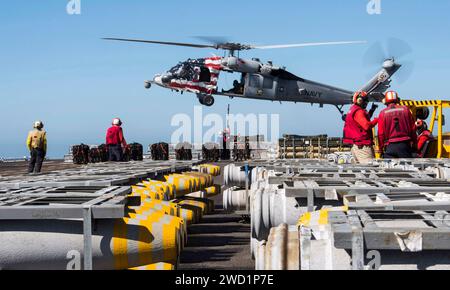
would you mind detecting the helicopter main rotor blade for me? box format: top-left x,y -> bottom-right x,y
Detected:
192,36 -> 230,45
103,38 -> 367,53
253,40 -> 367,50
102,38 -> 217,49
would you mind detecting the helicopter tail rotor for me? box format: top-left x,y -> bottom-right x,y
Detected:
363,38 -> 414,84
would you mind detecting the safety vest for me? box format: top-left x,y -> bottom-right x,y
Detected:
106,126 -> 124,146
379,104 -> 413,145
28,129 -> 46,150
417,130 -> 433,155
343,105 -> 373,146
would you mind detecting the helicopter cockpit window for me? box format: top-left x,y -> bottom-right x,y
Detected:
199,67 -> 211,82
179,64 -> 191,79
249,74 -> 261,88
168,63 -> 193,80
169,64 -> 182,74
168,59 -> 213,82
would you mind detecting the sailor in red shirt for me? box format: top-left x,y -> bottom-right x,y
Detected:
415,120 -> 433,157
378,91 -> 417,158
343,91 -> 379,164
106,118 -> 127,161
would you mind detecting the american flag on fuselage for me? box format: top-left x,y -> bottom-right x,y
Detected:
168,57 -> 223,95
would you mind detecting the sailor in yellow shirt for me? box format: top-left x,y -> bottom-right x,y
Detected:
26,120 -> 47,174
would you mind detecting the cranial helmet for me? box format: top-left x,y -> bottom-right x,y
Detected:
384,91 -> 400,104
416,119 -> 427,130
416,119 -> 428,135
353,91 -> 369,105
112,118 -> 122,126
34,120 -> 44,129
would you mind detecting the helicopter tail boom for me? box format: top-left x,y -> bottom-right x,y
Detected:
359,58 -> 401,101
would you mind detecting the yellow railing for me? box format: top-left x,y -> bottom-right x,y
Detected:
400,99 -> 450,158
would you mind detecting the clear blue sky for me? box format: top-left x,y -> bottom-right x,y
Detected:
1,0 -> 449,157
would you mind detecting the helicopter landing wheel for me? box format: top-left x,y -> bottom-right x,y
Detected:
198,94 -> 214,106
203,95 -> 215,106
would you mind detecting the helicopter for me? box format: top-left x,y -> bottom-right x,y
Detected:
103,37 -> 402,115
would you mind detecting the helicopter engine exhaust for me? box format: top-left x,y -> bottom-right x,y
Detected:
222,56 -> 261,73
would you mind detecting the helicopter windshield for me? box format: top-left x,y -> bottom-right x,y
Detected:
167,59 -> 211,82
168,63 -> 183,74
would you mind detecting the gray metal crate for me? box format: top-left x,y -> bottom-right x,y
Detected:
0,186 -> 137,270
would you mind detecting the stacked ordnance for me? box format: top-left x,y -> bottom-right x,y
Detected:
202,137 -> 253,162
123,143 -> 144,161
326,151 -> 354,164
175,142 -> 193,161
72,143 -> 144,164
88,144 -> 109,163
202,143 -> 220,162
150,142 -> 170,161
194,164 -> 221,177
0,161 -> 221,270
222,159 -> 450,270
72,144 -> 90,164
232,136 -> 252,161
279,134 -> 351,159
125,166 -> 222,270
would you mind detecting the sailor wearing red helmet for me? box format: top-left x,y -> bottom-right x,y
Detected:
415,120 -> 433,157
343,91 -> 379,164
377,91 -> 417,158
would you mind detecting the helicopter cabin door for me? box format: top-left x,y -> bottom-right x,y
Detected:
246,74 -> 276,100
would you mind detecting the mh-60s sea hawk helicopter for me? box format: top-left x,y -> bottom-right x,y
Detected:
103,37 -> 402,115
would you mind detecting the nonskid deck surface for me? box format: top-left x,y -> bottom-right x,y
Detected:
0,160 -> 81,177
178,201 -> 253,270
179,165 -> 253,270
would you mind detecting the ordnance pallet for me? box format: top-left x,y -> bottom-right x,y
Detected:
0,186 -> 134,218
328,210 -> 450,251
283,178 -> 450,199
0,187 -> 137,270
267,171 -> 434,184
0,185 -> 131,201
343,191 -> 450,211
0,162 -> 197,188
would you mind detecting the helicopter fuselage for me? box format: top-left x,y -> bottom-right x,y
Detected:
147,55 -> 399,109
104,37 -> 400,109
